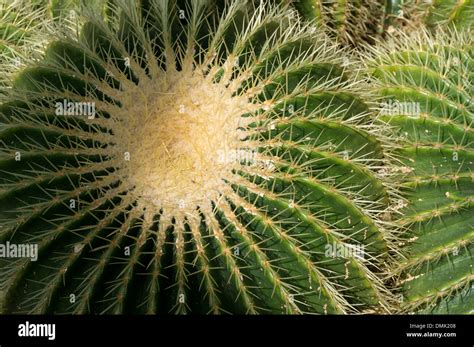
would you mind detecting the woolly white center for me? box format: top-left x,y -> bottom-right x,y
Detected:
111,68 -> 257,212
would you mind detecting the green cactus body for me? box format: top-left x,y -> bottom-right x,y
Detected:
288,0 -> 386,46
0,0 -> 94,96
0,1 -> 43,56
0,1 -> 52,89
392,0 -> 474,33
47,0 -> 114,22
367,30 -> 474,313
0,0 -> 396,314
425,0 -> 474,30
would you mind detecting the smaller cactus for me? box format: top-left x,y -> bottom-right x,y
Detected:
425,0 -> 474,30
390,0 -> 474,32
286,0 -> 386,46
0,1 -> 51,91
0,0 -> 90,96
366,28 -> 474,314
47,0 -> 114,22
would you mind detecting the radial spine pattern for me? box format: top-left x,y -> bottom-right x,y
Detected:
0,0 -> 396,314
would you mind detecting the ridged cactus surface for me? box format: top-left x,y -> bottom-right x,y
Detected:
285,0 -> 386,46
425,0 -> 474,30
0,1 -> 51,90
0,0 -> 396,314
393,0 -> 474,33
367,30 -> 474,313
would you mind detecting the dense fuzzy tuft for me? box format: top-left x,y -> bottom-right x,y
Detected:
0,0 -> 399,314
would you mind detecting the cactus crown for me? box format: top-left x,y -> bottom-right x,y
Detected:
0,0 -> 402,314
